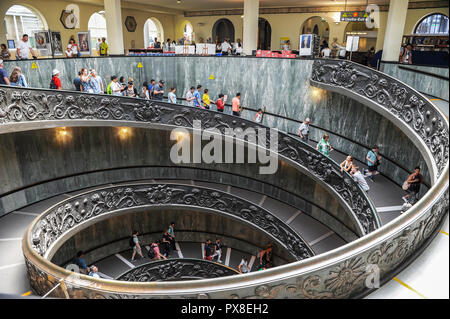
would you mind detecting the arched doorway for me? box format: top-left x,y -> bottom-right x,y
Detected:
212,18 -> 235,43
258,18 -> 271,50
144,18 -> 164,48
301,16 -> 330,42
313,25 -> 319,35
344,22 -> 378,51
4,5 -> 47,45
88,12 -> 107,52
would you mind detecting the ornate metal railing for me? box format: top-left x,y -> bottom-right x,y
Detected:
310,59 -> 449,181
16,58 -> 449,299
117,259 -> 240,282
30,183 -> 313,261
0,84 -> 378,236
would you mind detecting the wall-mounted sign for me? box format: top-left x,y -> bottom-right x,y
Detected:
340,11 -> 369,22
125,16 -> 137,32
60,9 -> 78,29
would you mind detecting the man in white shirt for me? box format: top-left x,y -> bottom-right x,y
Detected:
321,45 -> 331,58
95,38 -> 102,56
351,166 -> 370,193
239,258 -> 250,274
235,43 -> 243,55
110,76 -> 123,96
221,40 -> 232,55
16,34 -> 36,60
336,43 -> 347,59
298,117 -> 311,142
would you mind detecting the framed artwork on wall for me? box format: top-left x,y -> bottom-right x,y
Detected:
7,40 -> 15,49
77,31 -> 91,56
50,31 -> 63,56
34,31 -> 51,56
34,31 -> 50,50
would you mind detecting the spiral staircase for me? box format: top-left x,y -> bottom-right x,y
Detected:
0,57 -> 447,299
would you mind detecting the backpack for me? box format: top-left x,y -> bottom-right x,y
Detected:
106,82 -> 112,95
129,236 -> 135,247
369,150 -> 380,166
147,245 -> 156,259
49,78 -> 57,89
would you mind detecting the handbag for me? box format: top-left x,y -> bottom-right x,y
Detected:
402,181 -> 410,191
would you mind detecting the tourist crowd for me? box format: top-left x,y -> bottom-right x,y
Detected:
73,221 -> 274,276
298,119 -> 423,204
1,57 -> 423,205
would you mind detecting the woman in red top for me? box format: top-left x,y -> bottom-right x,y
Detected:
216,93 -> 226,112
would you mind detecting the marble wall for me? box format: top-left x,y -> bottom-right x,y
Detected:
51,208 -> 294,267
381,62 -> 449,101
0,127 -> 359,240
2,56 -> 430,187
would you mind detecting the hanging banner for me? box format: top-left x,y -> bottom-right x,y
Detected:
299,34 -> 313,56
340,11 -> 369,22
346,36 -> 360,52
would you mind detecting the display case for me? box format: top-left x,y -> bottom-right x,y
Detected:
402,35 -> 449,52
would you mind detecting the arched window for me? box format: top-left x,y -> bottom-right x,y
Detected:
301,16 -> 329,42
144,18 -> 164,48
4,5 -> 46,45
414,13 -> 449,34
88,12 -> 107,49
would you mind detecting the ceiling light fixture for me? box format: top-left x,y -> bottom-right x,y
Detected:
177,0 -> 181,4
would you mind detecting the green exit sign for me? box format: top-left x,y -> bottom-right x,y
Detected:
340,11 -> 370,22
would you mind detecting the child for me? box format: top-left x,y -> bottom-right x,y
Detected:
254,108 -> 264,123
168,87 -> 177,104
202,88 -> 211,109
216,93 -> 227,113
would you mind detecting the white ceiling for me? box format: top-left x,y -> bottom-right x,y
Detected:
120,0 -> 438,11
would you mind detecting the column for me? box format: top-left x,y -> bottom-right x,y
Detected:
243,0 -> 259,55
381,0 -> 409,62
104,0 -> 124,55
